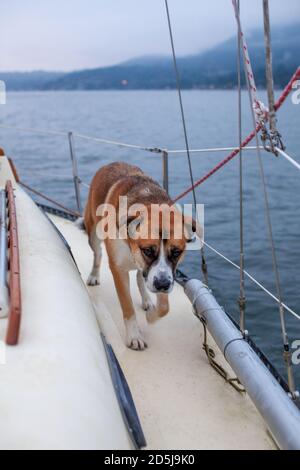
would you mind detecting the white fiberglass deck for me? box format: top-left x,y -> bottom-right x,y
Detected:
0,160 -> 132,450
51,214 -> 276,450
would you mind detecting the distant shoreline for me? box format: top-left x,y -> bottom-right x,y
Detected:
5,87 -> 279,92
1,23 -> 299,92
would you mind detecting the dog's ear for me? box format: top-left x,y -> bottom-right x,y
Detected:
183,215 -> 203,243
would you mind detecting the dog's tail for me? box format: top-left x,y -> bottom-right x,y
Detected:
75,216 -> 86,231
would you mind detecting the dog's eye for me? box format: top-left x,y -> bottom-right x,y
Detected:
170,248 -> 182,259
142,246 -> 156,258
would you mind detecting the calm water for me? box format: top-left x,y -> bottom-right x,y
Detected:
0,90 -> 299,385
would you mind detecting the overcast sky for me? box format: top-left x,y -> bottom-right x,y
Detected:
2,0 -> 300,71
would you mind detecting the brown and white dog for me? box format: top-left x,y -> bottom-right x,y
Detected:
83,162 -> 201,350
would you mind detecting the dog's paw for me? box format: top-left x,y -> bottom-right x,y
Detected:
87,274 -> 100,286
125,318 -> 147,351
127,334 -> 148,351
142,298 -> 155,312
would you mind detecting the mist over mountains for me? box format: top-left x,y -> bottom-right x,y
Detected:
2,23 -> 299,91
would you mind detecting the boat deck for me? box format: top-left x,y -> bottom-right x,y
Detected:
51,213 -> 276,450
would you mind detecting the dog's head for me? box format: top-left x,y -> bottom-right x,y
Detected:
125,204 -> 202,294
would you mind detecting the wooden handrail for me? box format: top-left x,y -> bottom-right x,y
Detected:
5,180 -> 21,345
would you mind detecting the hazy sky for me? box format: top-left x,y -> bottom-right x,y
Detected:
2,0 -> 300,71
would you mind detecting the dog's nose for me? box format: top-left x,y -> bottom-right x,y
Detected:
153,276 -> 171,292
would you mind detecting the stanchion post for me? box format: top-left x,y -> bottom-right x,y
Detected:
68,131 -> 82,215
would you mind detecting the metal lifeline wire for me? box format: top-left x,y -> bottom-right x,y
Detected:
0,124 -> 166,154
0,126 -> 299,168
18,181 -> 81,218
164,0 -> 208,285
232,0 -> 297,397
203,240 -> 300,322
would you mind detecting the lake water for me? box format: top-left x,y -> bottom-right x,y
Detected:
0,90 -> 299,386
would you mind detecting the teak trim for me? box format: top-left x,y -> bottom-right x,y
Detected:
5,180 -> 21,345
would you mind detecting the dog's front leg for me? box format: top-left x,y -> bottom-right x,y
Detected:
87,227 -> 102,286
137,270 -> 155,312
110,265 -> 147,350
146,293 -> 170,324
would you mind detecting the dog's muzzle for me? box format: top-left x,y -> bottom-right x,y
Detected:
151,274 -> 173,293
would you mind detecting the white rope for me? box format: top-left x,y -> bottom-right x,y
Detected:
167,146 -> 265,154
203,241 -> 300,321
275,147 -> 300,171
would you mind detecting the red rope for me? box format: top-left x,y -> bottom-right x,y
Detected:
173,67 -> 300,203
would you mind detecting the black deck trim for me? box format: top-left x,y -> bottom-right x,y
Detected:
101,333 -> 147,449
37,203 -> 80,272
37,202 -> 78,221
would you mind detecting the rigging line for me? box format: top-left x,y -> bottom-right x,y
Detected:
18,181 -> 81,218
0,124 -> 67,137
274,147 -> 300,171
164,0 -> 196,206
167,146 -> 265,154
0,124 -> 164,154
79,180 -> 90,189
164,0 -> 208,284
171,70 -> 300,202
2,124 -> 299,169
234,2 -> 296,393
74,132 -> 164,153
237,0 -> 246,332
261,0 -> 285,154
203,241 -> 300,322
262,0 -> 277,136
